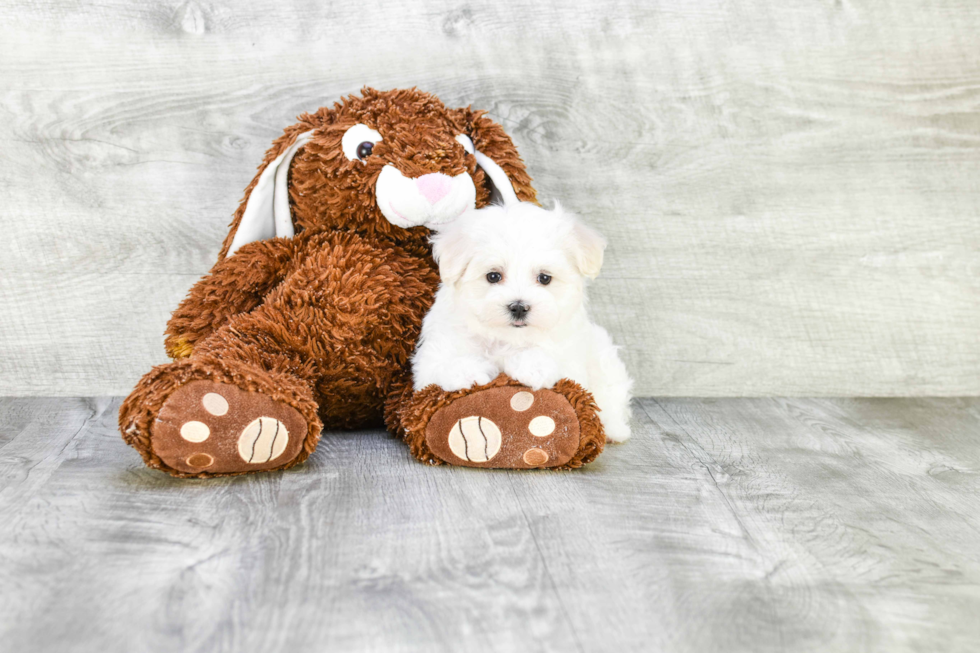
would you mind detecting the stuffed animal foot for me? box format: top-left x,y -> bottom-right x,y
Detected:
120,358 -> 321,478
427,385 -> 580,468
152,380 -> 308,475
396,375 -> 606,469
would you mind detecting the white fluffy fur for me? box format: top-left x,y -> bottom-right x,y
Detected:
412,201 -> 634,442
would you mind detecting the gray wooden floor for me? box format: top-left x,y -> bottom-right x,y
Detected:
1,397 -> 978,652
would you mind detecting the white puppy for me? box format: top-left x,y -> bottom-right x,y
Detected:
412,201 -> 633,442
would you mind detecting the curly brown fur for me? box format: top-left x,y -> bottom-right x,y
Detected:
164,238 -> 300,357
188,228 -> 440,428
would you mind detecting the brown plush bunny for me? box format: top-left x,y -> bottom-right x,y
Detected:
119,88 -> 605,477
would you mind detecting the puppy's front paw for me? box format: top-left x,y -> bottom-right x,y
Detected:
504,350 -> 561,391
604,420 -> 632,443
429,356 -> 499,392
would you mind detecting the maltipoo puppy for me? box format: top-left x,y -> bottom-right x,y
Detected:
412,201 -> 633,442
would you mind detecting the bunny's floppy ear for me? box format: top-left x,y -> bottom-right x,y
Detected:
457,108 -> 538,207
226,130 -> 315,256
473,149 -> 519,206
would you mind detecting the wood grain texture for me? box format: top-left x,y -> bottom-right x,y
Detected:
1,1 -> 979,396
1,396 -> 979,652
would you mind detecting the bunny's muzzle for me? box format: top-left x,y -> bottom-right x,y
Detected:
375,165 -> 477,229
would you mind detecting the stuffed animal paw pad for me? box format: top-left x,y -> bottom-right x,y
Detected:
152,381 -> 306,475
426,386 -> 580,469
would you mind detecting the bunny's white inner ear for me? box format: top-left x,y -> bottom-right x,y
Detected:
228,130 -> 315,256
473,148 -> 519,206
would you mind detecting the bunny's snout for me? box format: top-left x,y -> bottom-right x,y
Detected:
376,165 -> 476,229
415,174 -> 452,205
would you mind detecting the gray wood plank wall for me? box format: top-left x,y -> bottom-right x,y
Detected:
1,0 -> 978,396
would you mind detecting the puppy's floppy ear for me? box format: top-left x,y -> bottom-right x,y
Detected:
222,128 -> 315,258
558,203 -> 606,279
430,224 -> 474,285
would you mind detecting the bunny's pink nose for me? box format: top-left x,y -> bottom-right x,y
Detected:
415,173 -> 452,204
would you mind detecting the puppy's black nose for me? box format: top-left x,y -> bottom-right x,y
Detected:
508,301 -> 530,320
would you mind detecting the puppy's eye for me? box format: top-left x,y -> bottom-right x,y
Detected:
342,124 -> 383,162
486,271 -> 502,284
537,273 -> 552,285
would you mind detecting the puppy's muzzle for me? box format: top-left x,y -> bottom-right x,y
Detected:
508,301 -> 530,326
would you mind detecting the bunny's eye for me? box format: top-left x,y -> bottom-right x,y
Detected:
342,124 -> 383,162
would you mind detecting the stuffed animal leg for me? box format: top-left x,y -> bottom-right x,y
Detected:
387,376 -> 605,470
120,228 -> 438,477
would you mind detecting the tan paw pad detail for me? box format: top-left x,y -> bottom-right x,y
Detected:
202,392 -> 229,416
510,391 -> 535,412
425,385 -> 580,469
528,415 -> 555,437
186,453 -> 214,468
152,380 -> 308,475
448,416 -> 502,463
523,448 -> 549,466
180,421 -> 210,442
238,417 -> 289,464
